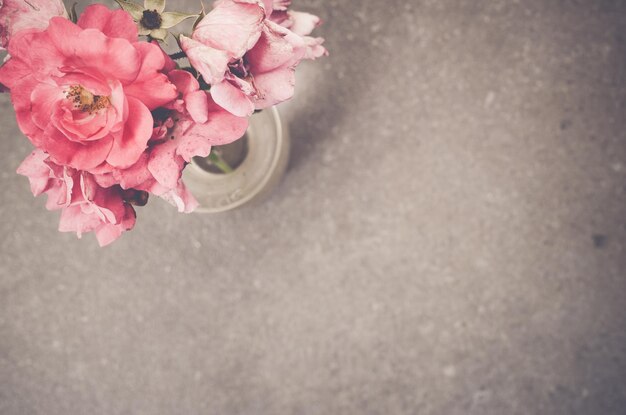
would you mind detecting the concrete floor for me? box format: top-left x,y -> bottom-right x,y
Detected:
1,0 -> 626,414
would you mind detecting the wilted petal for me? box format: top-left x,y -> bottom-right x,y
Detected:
192,0 -> 264,58
252,66 -> 295,109
147,138 -> 184,189
17,149 -> 52,196
180,35 -> 230,85
210,79 -> 255,117
287,10 -> 320,36
158,181 -> 198,213
95,203 -> 136,246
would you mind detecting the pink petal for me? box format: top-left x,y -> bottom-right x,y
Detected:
94,204 -> 136,247
246,22 -> 306,73
45,126 -> 114,170
31,83 -> 64,130
261,0 -> 274,14
176,99 -> 248,161
185,90 -> 209,124
56,104 -> 118,143
147,139 -> 184,189
54,72 -> 112,97
272,0 -> 291,12
179,35 -> 230,85
302,35 -> 328,60
45,183 -> 72,211
47,18 -> 141,84
113,153 -> 154,190
58,205 -> 102,237
77,4 -> 138,43
166,69 -> 200,96
158,181 -> 198,213
287,11 -> 320,36
157,41 -> 177,73
192,0 -> 265,58
0,0 -> 66,49
106,97 -> 153,168
123,42 -> 177,110
210,80 -> 255,117
16,149 -> 51,196
246,24 -> 295,74
252,66 -> 295,109
3,29 -> 64,82
91,185 -> 128,223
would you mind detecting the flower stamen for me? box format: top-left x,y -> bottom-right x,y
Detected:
141,10 -> 162,30
65,85 -> 110,114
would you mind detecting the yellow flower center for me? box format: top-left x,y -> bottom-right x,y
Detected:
65,85 -> 110,114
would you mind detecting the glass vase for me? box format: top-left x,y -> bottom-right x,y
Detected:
183,107 -> 290,213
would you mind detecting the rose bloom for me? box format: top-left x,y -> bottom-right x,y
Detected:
0,5 -> 177,173
180,0 -> 325,117
0,0 -> 67,49
18,150 -> 138,246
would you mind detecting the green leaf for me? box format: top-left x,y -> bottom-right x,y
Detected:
160,12 -> 199,29
114,0 -> 144,20
138,26 -> 152,36
144,0 -> 166,13
149,28 -> 169,40
193,1 -> 207,29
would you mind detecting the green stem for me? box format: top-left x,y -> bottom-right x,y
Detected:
208,150 -> 234,174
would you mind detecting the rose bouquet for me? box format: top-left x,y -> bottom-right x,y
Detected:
0,0 -> 326,246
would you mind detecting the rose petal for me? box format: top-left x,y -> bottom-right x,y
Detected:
147,138 -> 184,189
45,126 -> 114,170
192,0 -> 265,58
287,11 -> 320,36
0,0 -> 67,49
95,203 -> 136,247
252,66 -> 295,109
107,97 -> 153,168
77,4 -> 138,43
123,42 -> 177,109
16,149 -> 52,196
210,79 -> 255,117
158,181 -> 198,213
180,35 -> 230,85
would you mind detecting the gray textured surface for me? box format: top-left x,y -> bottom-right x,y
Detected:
1,0 -> 626,414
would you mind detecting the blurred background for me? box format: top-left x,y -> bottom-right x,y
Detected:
1,0 -> 626,414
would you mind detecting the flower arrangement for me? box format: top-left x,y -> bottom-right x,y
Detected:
0,0 -> 326,246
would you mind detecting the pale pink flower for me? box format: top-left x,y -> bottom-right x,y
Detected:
0,5 -> 177,173
18,150 -> 137,246
180,0 -> 318,117
0,0 -> 67,49
269,0 -> 327,60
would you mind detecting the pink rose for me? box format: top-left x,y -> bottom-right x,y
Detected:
180,0 -> 314,117
0,0 -> 67,49
0,5 -> 177,173
18,150 -> 138,246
